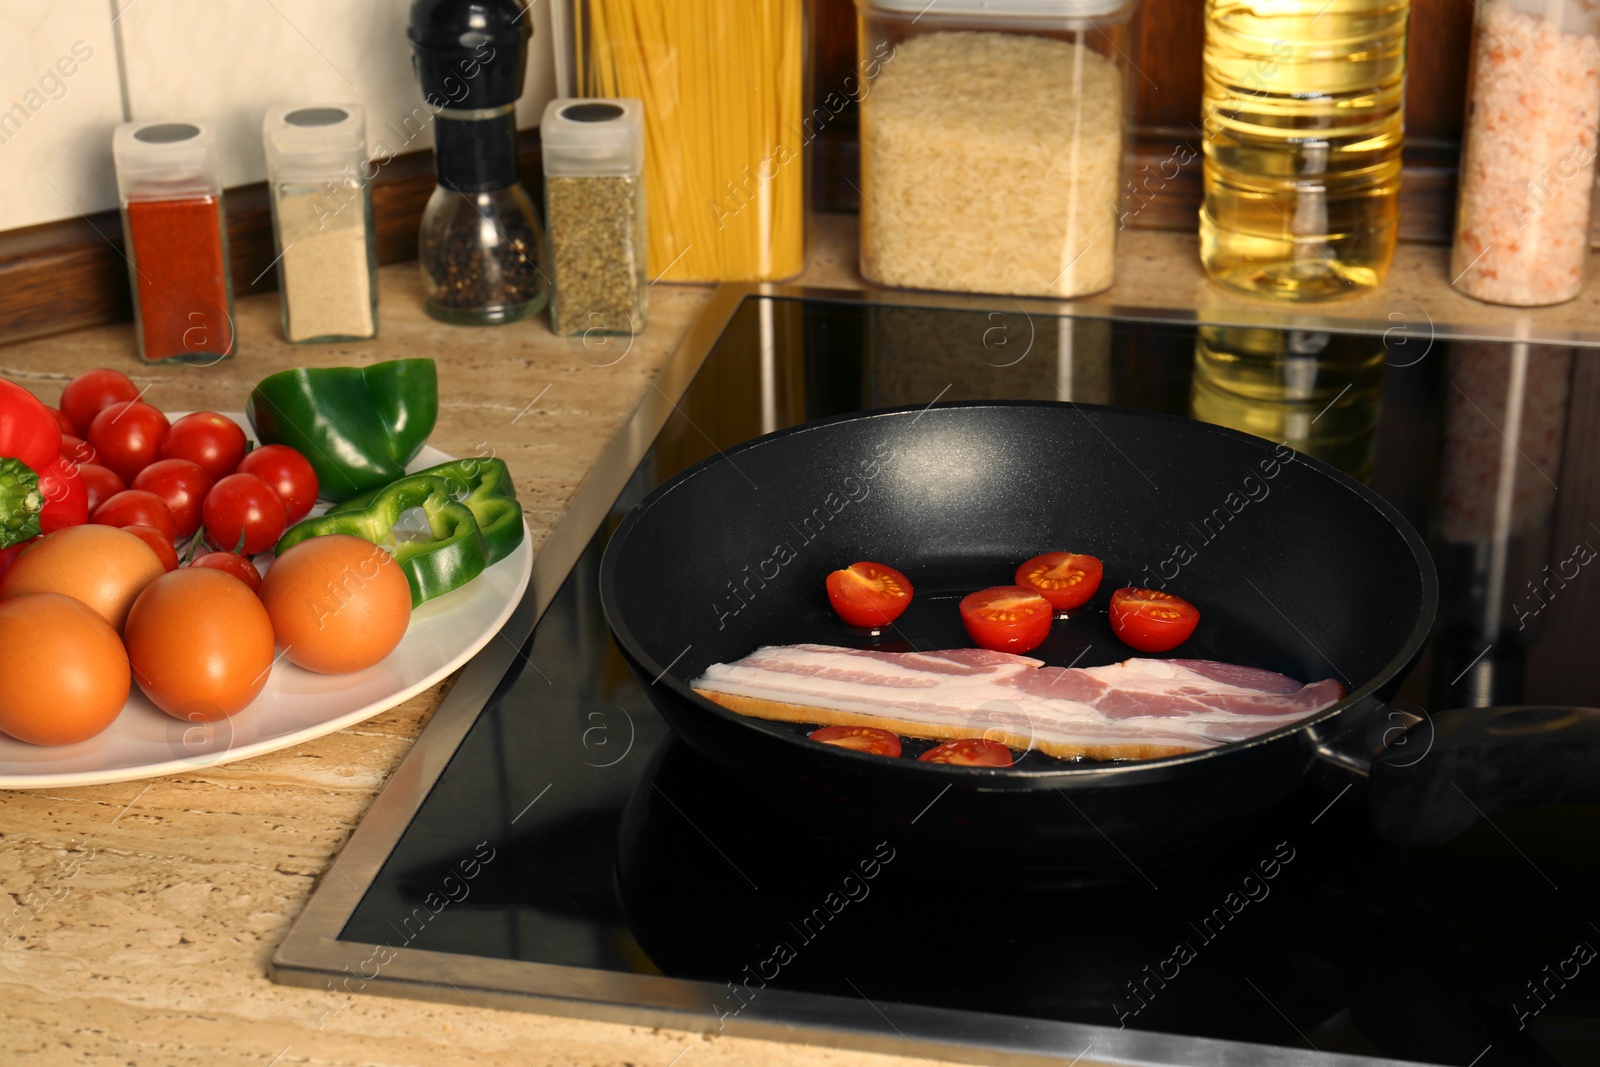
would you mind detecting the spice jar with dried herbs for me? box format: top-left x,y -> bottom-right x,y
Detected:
541,98 -> 647,336
409,0 -> 547,325
263,105 -> 378,342
112,121 -> 234,363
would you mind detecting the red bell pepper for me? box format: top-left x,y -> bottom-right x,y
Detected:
37,454 -> 88,532
1,377 -> 84,543
0,379 -> 63,472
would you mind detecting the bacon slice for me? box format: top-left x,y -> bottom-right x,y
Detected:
691,644 -> 1345,761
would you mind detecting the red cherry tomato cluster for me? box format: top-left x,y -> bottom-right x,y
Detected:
1,368 -> 319,587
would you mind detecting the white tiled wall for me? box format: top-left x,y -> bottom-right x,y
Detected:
0,0 -> 558,231
0,1 -> 124,231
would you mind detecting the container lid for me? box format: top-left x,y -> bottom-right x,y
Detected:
859,0 -> 1135,20
408,0 -> 532,110
112,120 -> 222,200
263,105 -> 367,179
540,98 -> 644,177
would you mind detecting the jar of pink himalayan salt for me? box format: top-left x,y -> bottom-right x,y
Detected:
1451,0 -> 1600,306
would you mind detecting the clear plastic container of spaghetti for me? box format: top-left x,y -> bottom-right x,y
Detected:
1451,0 -> 1600,306
855,0 -> 1137,298
112,121 -> 234,363
571,0 -> 807,282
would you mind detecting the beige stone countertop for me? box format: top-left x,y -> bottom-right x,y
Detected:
0,260 -> 968,1067
5,215 -> 1595,1067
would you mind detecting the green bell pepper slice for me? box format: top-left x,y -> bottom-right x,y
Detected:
246,358 -> 439,502
275,475 -> 486,607
0,457 -> 43,549
328,456 -> 524,566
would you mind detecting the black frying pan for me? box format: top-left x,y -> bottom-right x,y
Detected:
599,402 -> 1598,866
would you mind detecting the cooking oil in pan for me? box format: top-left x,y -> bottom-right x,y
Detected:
1190,326 -> 1385,480
1199,0 -> 1410,301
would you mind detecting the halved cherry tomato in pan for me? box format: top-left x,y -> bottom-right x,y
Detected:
808,725 -> 903,757
1015,551 -> 1104,611
918,738 -> 1014,767
825,561 -> 914,628
959,585 -> 1052,654
1109,587 -> 1200,653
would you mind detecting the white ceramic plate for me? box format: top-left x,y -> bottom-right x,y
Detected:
0,415 -> 533,789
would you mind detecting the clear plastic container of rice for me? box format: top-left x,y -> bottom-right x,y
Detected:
854,0 -> 1139,299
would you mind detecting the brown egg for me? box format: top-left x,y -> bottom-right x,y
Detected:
0,524 -> 165,633
259,535 -> 412,674
124,568 -> 276,721
0,593 -> 130,745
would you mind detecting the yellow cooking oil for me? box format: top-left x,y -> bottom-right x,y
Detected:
1199,0 -> 1410,301
1191,326 -> 1385,480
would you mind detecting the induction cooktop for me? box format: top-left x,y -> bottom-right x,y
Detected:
272,284 -> 1600,1067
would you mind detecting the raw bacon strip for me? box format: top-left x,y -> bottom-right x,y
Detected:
691,644 -> 1344,761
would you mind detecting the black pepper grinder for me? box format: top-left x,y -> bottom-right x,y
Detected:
409,0 -> 547,325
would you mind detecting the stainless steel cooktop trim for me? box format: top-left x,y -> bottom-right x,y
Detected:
271,284 -> 1425,1067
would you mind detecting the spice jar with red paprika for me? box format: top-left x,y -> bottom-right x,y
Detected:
112,121 -> 235,362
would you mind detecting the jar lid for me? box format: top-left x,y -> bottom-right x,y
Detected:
112,120 -> 222,201
408,0 -> 532,110
263,104 -> 367,179
859,0 -> 1136,21
540,98 -> 644,177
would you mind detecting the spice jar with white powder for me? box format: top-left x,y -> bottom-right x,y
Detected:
854,0 -> 1138,299
263,105 -> 378,342
1451,0 -> 1600,306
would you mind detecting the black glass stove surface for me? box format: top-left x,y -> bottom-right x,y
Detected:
340,297 -> 1600,1066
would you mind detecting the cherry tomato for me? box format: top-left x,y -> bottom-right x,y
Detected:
46,406 -> 75,435
1109,587 -> 1201,653
959,585 -> 1053,654
133,458 -> 212,539
824,561 -> 914,628
918,738 -> 1014,767
0,537 -> 35,582
189,551 -> 262,594
808,725 -> 903,757
36,454 -> 88,534
88,400 -> 170,483
237,444 -> 319,522
92,489 -> 176,542
204,473 -> 287,556
60,368 -> 140,436
1015,551 -> 1104,611
160,412 -> 248,482
60,434 -> 97,467
122,524 -> 179,572
76,463 -> 125,515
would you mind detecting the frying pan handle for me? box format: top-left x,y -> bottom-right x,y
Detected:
1367,706 -> 1600,846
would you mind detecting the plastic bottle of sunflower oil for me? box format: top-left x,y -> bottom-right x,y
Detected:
1199,0 -> 1411,301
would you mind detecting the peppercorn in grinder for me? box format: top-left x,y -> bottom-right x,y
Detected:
408,0 -> 547,325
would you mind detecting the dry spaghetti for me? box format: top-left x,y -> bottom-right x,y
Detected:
574,0 -> 806,282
